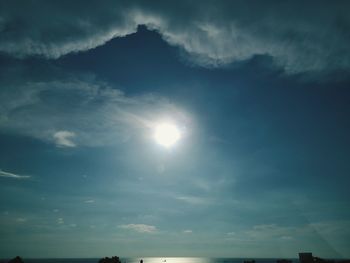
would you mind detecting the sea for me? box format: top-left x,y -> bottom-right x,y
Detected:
1,258 -> 299,263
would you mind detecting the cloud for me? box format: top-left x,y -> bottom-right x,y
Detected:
0,72 -> 190,147
0,1 -> 350,73
84,200 -> 95,203
118,223 -> 157,233
175,195 -> 211,205
244,221 -> 350,244
183,229 -> 192,234
0,169 -> 31,179
0,1 -> 138,59
309,221 -> 350,238
57,218 -> 64,225
53,130 -> 76,147
244,224 -> 309,242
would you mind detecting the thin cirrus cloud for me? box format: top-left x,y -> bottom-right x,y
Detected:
0,1 -> 350,73
175,195 -> 212,205
0,75 -> 190,147
118,224 -> 157,233
0,169 -> 31,180
15,218 -> 27,223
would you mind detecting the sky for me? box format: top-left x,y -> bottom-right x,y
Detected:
1,0 -> 350,259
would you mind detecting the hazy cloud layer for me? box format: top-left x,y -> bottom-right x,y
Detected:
0,1 -> 350,73
0,72 -> 189,147
223,221 -> 350,258
119,223 -> 157,233
175,195 -> 212,205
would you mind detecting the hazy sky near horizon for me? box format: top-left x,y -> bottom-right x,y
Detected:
1,0 -> 350,259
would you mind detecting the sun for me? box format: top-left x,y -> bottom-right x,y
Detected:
154,122 -> 181,148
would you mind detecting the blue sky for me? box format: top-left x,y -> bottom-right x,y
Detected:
0,0 -> 350,259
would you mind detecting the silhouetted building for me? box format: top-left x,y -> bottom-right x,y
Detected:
299,253 -> 314,263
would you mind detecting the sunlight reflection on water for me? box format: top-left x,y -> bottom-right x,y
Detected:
129,258 -> 211,263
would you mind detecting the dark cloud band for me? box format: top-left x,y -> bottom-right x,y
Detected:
0,1 -> 350,73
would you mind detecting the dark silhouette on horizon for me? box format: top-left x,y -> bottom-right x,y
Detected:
2,253 -> 350,263
99,256 -> 121,263
299,253 -> 350,263
7,257 -> 24,263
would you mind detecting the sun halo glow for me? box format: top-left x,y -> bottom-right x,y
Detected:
154,123 -> 181,148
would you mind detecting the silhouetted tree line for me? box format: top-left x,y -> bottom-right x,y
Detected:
1,256 -> 24,263
311,257 -> 350,263
99,256 -> 122,263
276,260 -> 292,263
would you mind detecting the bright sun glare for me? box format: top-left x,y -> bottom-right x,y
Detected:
154,123 -> 181,148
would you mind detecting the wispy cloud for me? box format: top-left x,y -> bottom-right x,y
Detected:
0,77 -> 190,147
183,229 -> 193,234
118,223 -> 157,233
57,218 -> 64,225
0,169 -> 31,180
175,195 -> 211,205
15,218 -> 27,223
53,130 -> 76,147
